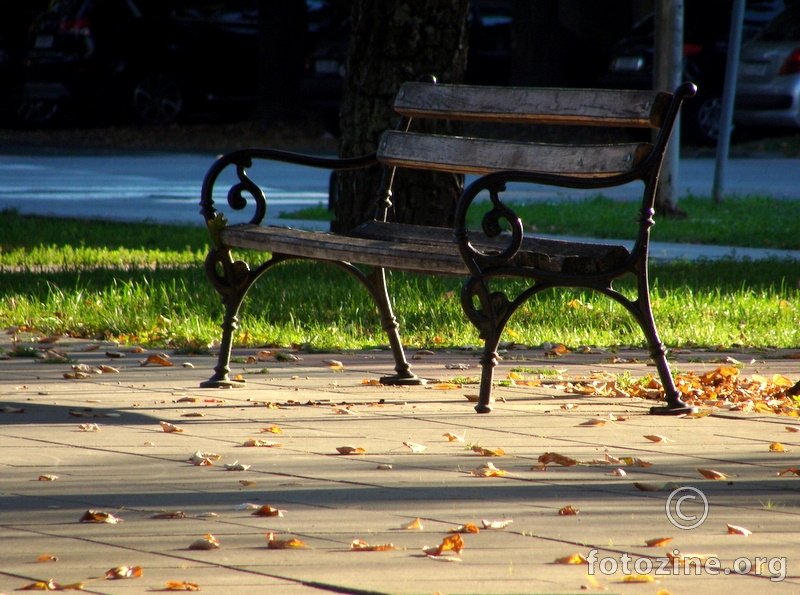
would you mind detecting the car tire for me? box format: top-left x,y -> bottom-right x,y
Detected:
131,72 -> 183,125
683,91 -> 722,146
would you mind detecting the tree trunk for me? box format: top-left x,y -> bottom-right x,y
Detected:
332,0 -> 470,233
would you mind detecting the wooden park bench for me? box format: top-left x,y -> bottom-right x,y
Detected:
198,78 -> 697,416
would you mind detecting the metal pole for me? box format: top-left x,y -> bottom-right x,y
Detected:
712,0 -> 747,203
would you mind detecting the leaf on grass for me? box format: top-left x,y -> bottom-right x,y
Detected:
620,574 -> 657,583
162,581 -> 201,591
189,534 -> 220,550
578,418 -> 606,427
400,517 -> 424,530
442,432 -> 465,442
777,467 -> 800,476
242,438 -> 282,447
80,509 -> 122,524
422,534 -> 464,557
223,461 -> 250,471
449,523 -> 480,534
727,523 -> 752,536
140,354 -> 173,367
336,445 -> 366,455
403,441 -> 427,453
260,425 -> 283,434
538,452 -> 579,467
470,462 -> 507,477
37,554 -> 58,562
554,553 -> 588,565
38,474 -> 59,481
644,435 -> 673,443
645,537 -> 674,547
697,468 -> 727,480
481,519 -> 513,529
558,505 -> 580,516
266,532 -> 310,549
472,445 -> 505,456
105,565 -> 143,579
350,539 -> 396,551
251,505 -> 286,517
159,421 -> 184,433
770,442 -> 789,452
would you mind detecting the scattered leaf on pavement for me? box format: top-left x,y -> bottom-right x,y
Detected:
188,534 -> 220,550
558,506 -> 580,516
159,421 -> 184,433
336,446 -> 366,455
80,509 -> 122,523
400,518 -> 423,530
252,505 -> 286,517
645,537 -> 674,547
266,532 -> 310,549
350,539 -> 396,551
554,553 -> 588,564
481,519 -> 513,529
697,468 -> 727,480
403,441 -> 427,453
105,565 -> 143,579
727,523 -> 752,536
422,534 -> 464,557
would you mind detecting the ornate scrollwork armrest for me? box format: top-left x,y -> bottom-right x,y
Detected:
453,172 -> 525,276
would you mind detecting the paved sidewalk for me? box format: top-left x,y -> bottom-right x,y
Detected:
2,334 -> 800,594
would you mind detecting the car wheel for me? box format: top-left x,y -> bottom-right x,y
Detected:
684,92 -> 722,146
131,73 -> 183,125
15,98 -> 61,126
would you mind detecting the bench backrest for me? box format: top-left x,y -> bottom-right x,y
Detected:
376,81 -> 690,179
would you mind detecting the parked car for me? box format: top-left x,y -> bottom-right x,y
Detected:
601,0 -> 785,144
735,4 -> 800,130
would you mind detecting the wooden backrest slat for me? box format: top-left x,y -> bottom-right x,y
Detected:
377,131 -> 652,176
393,82 -> 672,128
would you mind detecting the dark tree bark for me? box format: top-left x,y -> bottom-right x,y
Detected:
255,0 -> 308,125
333,0 -> 470,233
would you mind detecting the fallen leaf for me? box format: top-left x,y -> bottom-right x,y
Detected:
442,432 -> 465,442
105,565 -> 143,579
470,462 -> 507,477
769,442 -> 789,452
79,509 -> 122,523
159,421 -> 184,433
472,445 -> 505,456
645,537 -> 674,547
611,468 -> 627,477
433,382 -> 462,389
727,523 -> 752,536
785,425 -> 800,433
38,474 -> 59,481
223,461 -> 250,471
643,434 -> 672,443
350,539 -> 396,551
266,532 -> 310,549
336,445 -> 366,455
20,580 -> 58,590
777,467 -> 800,476
240,480 -> 257,486
481,519 -> 513,529
538,452 -> 579,467
554,553 -> 588,564
634,482 -> 668,492
558,505 -> 580,516
400,517 -> 424,530
621,457 -> 652,467
162,581 -> 201,591
189,534 -> 220,550
260,425 -> 283,434
697,468 -> 727,480
141,354 -> 173,367
78,423 -> 100,432
403,441 -> 427,453
242,438 -> 282,447
36,554 -> 58,562
621,574 -> 657,583
376,464 -> 393,470
251,505 -> 286,517
578,418 -> 607,427
149,511 -> 187,519
449,523 -> 480,534
422,534 -> 464,557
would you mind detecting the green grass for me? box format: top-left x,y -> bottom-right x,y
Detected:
1,210 -> 799,350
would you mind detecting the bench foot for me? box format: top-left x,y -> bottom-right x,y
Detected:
474,402 -> 493,414
380,373 -> 427,386
200,376 -> 246,389
649,403 -> 699,416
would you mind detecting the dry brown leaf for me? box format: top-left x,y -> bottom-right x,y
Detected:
578,418 -> 607,427
621,457 -> 652,467
481,519 -> 513,529
260,425 -> 283,434
159,421 -> 184,433
223,461 -> 250,471
611,468 -> 626,477
538,452 -> 579,467
472,445 -> 505,456
449,523 -> 480,534
189,534 -> 220,550
470,462 -> 507,477
403,441 -> 427,452
645,537 -> 674,547
38,474 -> 59,481
777,467 -> 800,476
242,438 -> 282,447
558,505 -> 580,516
643,434 -> 672,443
80,509 -> 122,524
400,517 -> 424,530
266,532 -> 310,549
422,534 -> 464,557
554,553 -> 588,564
785,425 -> 800,433
770,442 -> 789,452
350,539 -> 396,551
442,432 -> 465,442
251,505 -> 286,517
36,554 -> 58,563
20,580 -> 58,590
727,523 -> 752,536
141,353 -> 173,367
105,565 -> 143,579
149,510 -> 187,519
163,581 -> 201,591
336,445 -> 366,455
697,468 -> 727,480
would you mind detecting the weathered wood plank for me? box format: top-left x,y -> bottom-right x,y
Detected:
394,82 -> 672,128
377,131 -> 652,176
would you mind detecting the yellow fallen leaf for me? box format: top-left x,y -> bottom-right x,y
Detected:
400,517 -> 424,530
442,432 -> 465,442
645,537 -> 673,547
242,438 -> 282,447
350,539 -> 396,551
36,554 -> 58,562
697,468 -> 727,480
423,534 -> 464,556
727,523 -> 752,536
266,532 -> 310,549
361,378 -> 382,385
260,425 -> 283,434
554,553 -> 588,564
105,565 -> 143,579
20,580 -> 58,590
449,523 -> 480,534
621,457 -> 652,467
472,445 -> 505,456
621,574 -> 657,583
470,462 -> 507,477
434,382 -> 462,389
80,509 -> 122,524
770,442 -> 789,452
